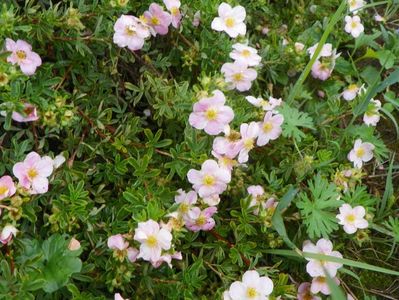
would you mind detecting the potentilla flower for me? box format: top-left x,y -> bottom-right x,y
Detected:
53,153 -> 66,169
344,15 -> 364,38
311,60 -> 333,81
307,43 -> 333,59
212,151 -> 238,172
202,193 -> 221,206
0,176 -> 16,200
363,99 -> 381,126
8,103 -> 39,122
311,276 -> 340,295
0,225 -> 17,244
228,270 -> 274,300
246,96 -> 283,111
13,151 -> 54,194
184,206 -> 217,231
294,42 -> 305,53
257,111 -> 284,146
189,90 -> 234,135
68,238 -> 81,251
212,125 -> 242,159
336,203 -> 368,234
302,238 -> 343,277
163,0 -> 182,28
127,247 -> 139,262
5,39 -> 42,76
347,139 -> 374,168
237,122 -> 259,163
174,189 -> 198,216
187,159 -> 231,197
113,15 -> 151,51
230,43 -> 261,67
297,282 -> 321,300
348,0 -> 366,14
193,11 -> 201,27
150,251 -> 182,268
143,3 -> 172,35
211,3 -> 246,38
247,185 -> 264,206
221,61 -> 257,92
342,84 -> 360,101
134,219 -> 173,262
374,14 -> 385,22
107,234 -> 129,250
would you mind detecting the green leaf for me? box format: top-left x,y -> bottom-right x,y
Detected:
278,104 -> 314,142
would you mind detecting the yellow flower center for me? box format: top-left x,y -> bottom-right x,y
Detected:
0,186 -> 9,195
171,7 -> 179,16
351,21 -> 358,29
125,25 -> 136,36
16,50 -> 26,60
244,139 -> 254,150
225,17 -> 235,28
241,49 -> 251,57
196,215 -> 206,226
263,122 -> 273,133
203,175 -> 215,186
179,203 -> 189,213
147,235 -> 158,247
27,168 -> 38,179
233,73 -> 243,82
356,147 -> 365,158
348,84 -> 358,91
205,108 -> 218,121
246,287 -> 258,298
345,214 -> 356,223
151,17 -> 160,25
227,131 -> 241,141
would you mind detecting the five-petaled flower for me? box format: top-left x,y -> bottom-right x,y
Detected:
229,43 -> 261,67
336,203 -> 368,234
143,3 -> 172,35
211,3 -> 246,38
344,15 -> 364,38
347,139 -> 375,168
5,39 -> 42,76
221,61 -> 257,91
227,270 -> 274,300
0,176 -> 16,200
113,15 -> 151,51
237,122 -> 259,163
257,111 -> 284,146
184,206 -> 217,231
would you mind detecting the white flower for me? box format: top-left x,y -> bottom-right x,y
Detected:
336,203 -> 368,234
257,112 -> 284,146
342,84 -> 360,101
228,270 -> 274,300
211,2 -> 246,38
53,153 -> 66,169
344,15 -> 364,38
221,61 -> 257,92
0,225 -> 18,244
113,15 -> 151,51
302,239 -> 343,277
363,99 -> 381,126
230,43 -> 261,66
294,42 -> 305,53
134,219 -> 173,262
307,43 -> 333,59
245,96 -> 282,111
348,0 -> 366,14
347,139 -> 375,168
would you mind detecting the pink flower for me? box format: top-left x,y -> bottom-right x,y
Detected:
212,125 -> 242,159
163,0 -> 182,28
247,185 -> 264,203
257,112 -> 284,146
336,203 -> 368,234
184,206 -> 217,231
342,84 -> 360,101
211,151 -> 237,172
245,96 -> 282,111
189,90 -> 234,135
302,239 -> 343,277
134,219 -> 172,262
237,122 -> 259,163
107,234 -> 129,250
311,276 -> 340,295
127,247 -> 139,262
211,3 -> 246,38
230,43 -> 261,67
347,139 -> 374,168
187,159 -> 231,197
221,61 -> 257,92
311,60 -> 333,81
13,151 -> 54,194
202,193 -> 221,206
68,238 -> 81,251
150,251 -> 182,268
175,189 -> 198,216
11,103 -> 39,122
192,11 -> 201,27
297,282 -> 321,300
0,176 -> 16,200
5,39 -> 42,75
228,270 -> 274,300
113,15 -> 151,51
143,3 -> 172,35
0,225 -> 17,245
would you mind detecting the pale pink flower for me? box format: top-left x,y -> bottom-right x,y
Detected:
127,247 -> 139,262
192,11 -> 201,27
307,43 -> 333,59
13,151 -> 54,194
342,84 -> 360,101
163,0 -> 182,28
211,151 -> 237,172
113,15 -> 151,51
363,99 -> 381,126
228,270 -> 274,300
311,60 -> 333,81
187,159 -> 231,197
348,0 -> 365,14
221,61 -> 257,92
175,189 -> 198,216
10,103 -> 39,122
0,176 -> 16,200
0,225 -> 17,244
257,111 -> 284,146
311,276 -> 340,295
230,43 -> 261,67
345,15 -> 364,38
337,203 -> 368,234
5,39 -> 42,75
184,206 -> 217,231
189,90 -> 234,135
246,96 -> 282,111
237,122 -> 259,163
347,139 -> 374,168
52,153 -> 66,169
143,3 -> 172,35
211,3 -> 246,38
150,251 -> 182,268
374,14 -> 385,22
302,239 -> 343,277
202,193 -> 221,206
134,219 -> 172,262
107,234 -> 129,250
247,185 -> 264,206
297,282 -> 321,300
294,42 -> 305,53
212,125 -> 242,159
68,238 -> 81,251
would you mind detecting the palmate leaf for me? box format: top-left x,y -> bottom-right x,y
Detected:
296,174 -> 342,239
278,104 -> 314,142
